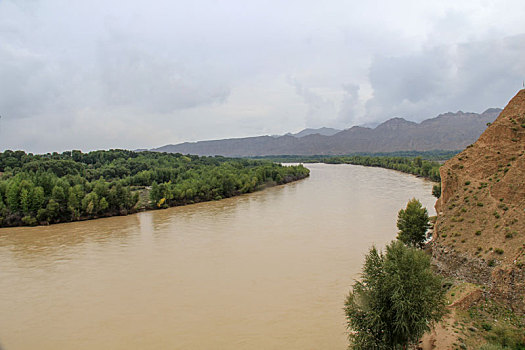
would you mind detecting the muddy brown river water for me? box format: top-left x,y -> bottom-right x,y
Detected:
0,163 -> 436,349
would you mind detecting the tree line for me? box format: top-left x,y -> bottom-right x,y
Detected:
0,150 -> 309,227
321,155 -> 441,181
253,152 -> 450,182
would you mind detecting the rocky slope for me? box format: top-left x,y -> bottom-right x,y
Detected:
433,90 -> 525,313
153,109 -> 501,156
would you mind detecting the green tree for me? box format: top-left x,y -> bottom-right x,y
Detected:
0,196 -> 6,225
99,197 -> 109,213
6,181 -> 20,212
68,185 -> 85,219
51,185 -> 66,207
396,198 -> 431,248
31,186 -> 45,214
149,181 -> 161,206
345,240 -> 446,349
82,192 -> 99,215
20,188 -> 30,215
45,199 -> 60,222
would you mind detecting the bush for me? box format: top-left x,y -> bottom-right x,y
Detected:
21,215 -> 37,226
432,183 -> 441,198
482,323 -> 493,331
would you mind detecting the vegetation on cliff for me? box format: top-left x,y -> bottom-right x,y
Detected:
0,150 -> 309,227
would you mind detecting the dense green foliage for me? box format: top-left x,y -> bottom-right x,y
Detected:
0,150 -> 309,227
396,198 -> 431,248
252,152 -> 449,182
345,240 -> 447,349
253,150 -> 458,162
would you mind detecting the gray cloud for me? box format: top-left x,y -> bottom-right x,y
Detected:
97,32 -> 230,113
365,34 -> 525,122
338,83 -> 361,126
0,43 -> 66,118
0,0 -> 524,152
289,78 -> 337,127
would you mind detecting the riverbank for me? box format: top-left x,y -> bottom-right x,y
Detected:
254,153 -> 451,182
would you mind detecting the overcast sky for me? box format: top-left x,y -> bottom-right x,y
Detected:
1,0 -> 524,153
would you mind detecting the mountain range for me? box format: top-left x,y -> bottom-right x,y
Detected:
153,108 -> 502,156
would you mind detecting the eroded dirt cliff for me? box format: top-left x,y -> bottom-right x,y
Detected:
433,89 -> 525,313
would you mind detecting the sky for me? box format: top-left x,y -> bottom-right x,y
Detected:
0,0 -> 524,153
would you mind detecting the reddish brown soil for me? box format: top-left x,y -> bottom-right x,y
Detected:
433,89 -> 525,312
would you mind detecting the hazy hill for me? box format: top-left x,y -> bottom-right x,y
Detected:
433,90 -> 525,313
290,127 -> 342,137
153,109 -> 501,156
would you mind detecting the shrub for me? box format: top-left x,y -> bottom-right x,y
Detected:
481,323 -> 493,331
432,183 -> 441,198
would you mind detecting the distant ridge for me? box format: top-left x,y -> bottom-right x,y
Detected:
289,127 -> 342,137
153,108 -> 502,156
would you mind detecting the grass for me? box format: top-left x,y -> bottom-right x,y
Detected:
444,281 -> 525,349
466,297 -> 525,349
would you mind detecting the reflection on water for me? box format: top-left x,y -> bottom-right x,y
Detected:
0,164 -> 435,350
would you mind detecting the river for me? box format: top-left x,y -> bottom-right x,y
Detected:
0,164 -> 436,350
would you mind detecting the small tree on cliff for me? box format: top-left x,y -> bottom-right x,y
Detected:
432,183 -> 441,198
345,240 -> 446,349
397,198 -> 431,248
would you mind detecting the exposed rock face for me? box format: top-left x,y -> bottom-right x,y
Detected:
433,90 -> 525,313
153,109 -> 501,156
